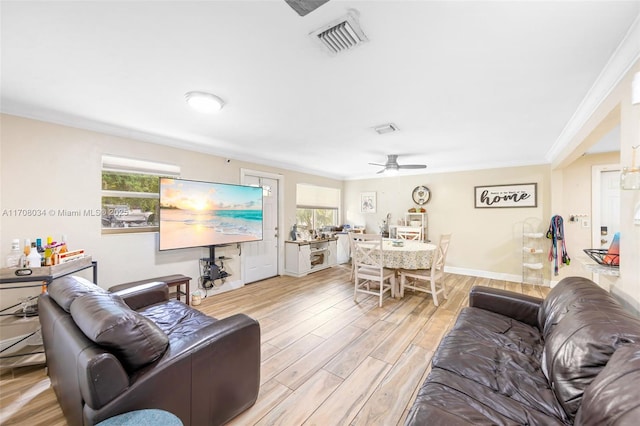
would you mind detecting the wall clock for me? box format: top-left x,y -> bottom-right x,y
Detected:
412,185 -> 431,205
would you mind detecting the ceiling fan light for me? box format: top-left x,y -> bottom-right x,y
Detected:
185,91 -> 225,114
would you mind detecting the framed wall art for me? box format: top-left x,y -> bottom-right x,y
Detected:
474,183 -> 537,208
360,192 -> 377,213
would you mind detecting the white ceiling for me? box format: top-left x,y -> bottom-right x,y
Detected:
2,0 -> 639,180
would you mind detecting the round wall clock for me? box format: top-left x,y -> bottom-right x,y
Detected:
412,185 -> 431,205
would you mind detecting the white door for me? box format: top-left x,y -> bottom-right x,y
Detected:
243,174 -> 279,283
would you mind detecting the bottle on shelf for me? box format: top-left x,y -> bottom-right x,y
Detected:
36,238 -> 45,266
27,241 -> 41,268
23,239 -> 31,256
59,235 -> 68,254
44,236 -> 53,267
6,239 -> 22,268
36,238 -> 44,254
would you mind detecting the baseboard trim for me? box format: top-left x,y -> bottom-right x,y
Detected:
445,266 -> 550,287
200,279 -> 244,297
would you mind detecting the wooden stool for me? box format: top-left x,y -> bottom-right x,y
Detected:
109,274 -> 192,305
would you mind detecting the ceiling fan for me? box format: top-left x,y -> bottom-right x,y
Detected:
369,155 -> 427,174
284,0 -> 330,16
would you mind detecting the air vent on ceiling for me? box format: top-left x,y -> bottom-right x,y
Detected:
310,10 -> 368,55
374,123 -> 399,135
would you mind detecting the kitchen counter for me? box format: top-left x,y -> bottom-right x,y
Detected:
285,237 -> 337,245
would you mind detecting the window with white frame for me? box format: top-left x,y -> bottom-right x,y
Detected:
295,184 -> 341,231
101,155 -> 180,234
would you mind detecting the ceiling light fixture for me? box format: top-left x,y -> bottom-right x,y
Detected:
383,168 -> 399,176
185,91 -> 225,114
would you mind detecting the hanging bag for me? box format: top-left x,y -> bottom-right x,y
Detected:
547,215 -> 570,276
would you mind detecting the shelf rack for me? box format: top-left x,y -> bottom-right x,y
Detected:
522,218 -> 544,285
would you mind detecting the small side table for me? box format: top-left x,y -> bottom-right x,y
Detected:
96,409 -> 182,425
109,274 -> 192,305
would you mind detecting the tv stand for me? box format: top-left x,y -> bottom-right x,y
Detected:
199,245 -> 231,290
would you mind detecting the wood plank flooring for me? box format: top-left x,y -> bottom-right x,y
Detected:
0,265 -> 550,426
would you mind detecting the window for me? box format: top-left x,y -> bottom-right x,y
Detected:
296,184 -> 341,231
296,207 -> 338,230
101,155 -> 180,234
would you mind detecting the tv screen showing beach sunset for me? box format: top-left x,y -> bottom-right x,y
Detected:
159,178 -> 263,251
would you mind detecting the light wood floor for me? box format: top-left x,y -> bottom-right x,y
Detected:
0,265 -> 550,426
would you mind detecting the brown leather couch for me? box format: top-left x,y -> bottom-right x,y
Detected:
38,276 -> 260,426
406,276 -> 640,425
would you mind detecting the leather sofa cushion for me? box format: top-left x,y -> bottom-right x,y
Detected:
574,344 -> 640,425
538,277 -> 621,339
48,275 -> 106,312
70,292 -> 169,372
542,283 -> 640,420
136,299 -> 217,340
408,369 -> 567,425
428,307 -> 568,423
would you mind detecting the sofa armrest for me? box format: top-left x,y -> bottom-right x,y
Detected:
110,282 -> 169,310
189,313 -> 261,425
469,286 -> 543,328
84,313 -> 261,426
78,349 -> 130,410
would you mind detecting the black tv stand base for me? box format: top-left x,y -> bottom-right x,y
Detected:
199,245 -> 232,290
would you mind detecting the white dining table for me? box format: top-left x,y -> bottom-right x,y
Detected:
380,239 -> 437,270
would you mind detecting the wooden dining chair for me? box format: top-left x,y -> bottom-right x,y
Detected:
352,234 -> 396,307
396,226 -> 422,241
399,234 -> 452,306
348,231 -> 364,282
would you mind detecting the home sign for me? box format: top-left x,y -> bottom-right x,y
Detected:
474,183 -> 537,208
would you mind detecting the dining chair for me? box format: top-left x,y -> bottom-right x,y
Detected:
396,226 -> 422,241
352,234 -> 396,307
348,232 -> 364,282
399,234 -> 452,306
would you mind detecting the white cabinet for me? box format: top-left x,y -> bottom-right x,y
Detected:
327,240 -> 337,266
335,233 -> 350,264
522,218 -> 544,285
285,238 -> 337,277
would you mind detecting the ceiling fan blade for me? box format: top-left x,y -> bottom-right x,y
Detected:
284,0 -> 330,16
368,162 -> 386,167
376,168 -> 386,174
398,164 -> 427,169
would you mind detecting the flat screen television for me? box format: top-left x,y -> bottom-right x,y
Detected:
159,177 -> 263,251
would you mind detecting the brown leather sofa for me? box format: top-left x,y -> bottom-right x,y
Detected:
406,276 -> 640,425
38,276 -> 260,426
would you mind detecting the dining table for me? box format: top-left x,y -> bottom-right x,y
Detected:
379,239 -> 438,270
351,238 -> 438,299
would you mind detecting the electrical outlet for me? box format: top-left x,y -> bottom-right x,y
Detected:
582,219 -> 590,228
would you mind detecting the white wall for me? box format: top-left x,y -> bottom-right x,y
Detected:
0,114 -> 342,309
344,165 -> 551,281
554,152 -> 620,281
2,103 -> 638,314
550,61 -> 640,313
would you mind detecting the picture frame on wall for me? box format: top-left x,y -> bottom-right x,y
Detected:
474,183 -> 537,208
361,192 -> 377,213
